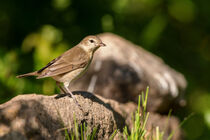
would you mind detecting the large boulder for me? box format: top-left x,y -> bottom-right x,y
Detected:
71,33 -> 187,112
0,93 -> 181,140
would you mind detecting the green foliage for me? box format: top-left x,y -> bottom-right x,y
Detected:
121,87 -> 166,140
64,122 -> 98,140
60,115 -> 99,140
122,93 -> 149,140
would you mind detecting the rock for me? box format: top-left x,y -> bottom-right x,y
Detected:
0,93 -> 181,140
0,93 -> 124,140
71,33 -> 187,112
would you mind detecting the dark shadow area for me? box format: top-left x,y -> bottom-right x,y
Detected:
55,90 -> 127,132
72,59 -> 143,103
72,59 -> 184,114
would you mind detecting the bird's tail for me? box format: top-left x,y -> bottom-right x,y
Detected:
16,71 -> 38,78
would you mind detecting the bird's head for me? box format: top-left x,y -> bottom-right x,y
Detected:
80,35 -> 106,53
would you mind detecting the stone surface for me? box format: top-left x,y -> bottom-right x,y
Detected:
0,93 -> 181,140
71,33 -> 187,112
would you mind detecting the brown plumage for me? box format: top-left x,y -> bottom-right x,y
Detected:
17,35 -> 106,109
17,47 -> 89,80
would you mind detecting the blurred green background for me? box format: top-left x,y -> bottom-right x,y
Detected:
0,0 -> 210,139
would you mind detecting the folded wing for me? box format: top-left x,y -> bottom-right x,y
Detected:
37,46 -> 89,79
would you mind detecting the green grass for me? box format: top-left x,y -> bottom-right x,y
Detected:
62,87 -> 189,140
63,116 -> 98,140
122,87 -> 150,140
121,86 -> 167,140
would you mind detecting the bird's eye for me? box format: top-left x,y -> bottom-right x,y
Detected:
89,39 -> 94,43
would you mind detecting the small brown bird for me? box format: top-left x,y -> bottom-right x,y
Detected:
17,35 -> 106,108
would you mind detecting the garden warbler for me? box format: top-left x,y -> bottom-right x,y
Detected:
17,35 -> 106,108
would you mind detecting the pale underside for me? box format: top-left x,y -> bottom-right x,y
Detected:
52,66 -> 88,83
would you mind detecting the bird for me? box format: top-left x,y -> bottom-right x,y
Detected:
17,35 -> 106,109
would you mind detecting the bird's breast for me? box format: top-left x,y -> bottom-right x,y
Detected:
52,67 -> 86,83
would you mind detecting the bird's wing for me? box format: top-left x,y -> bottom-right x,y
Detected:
37,46 -> 90,78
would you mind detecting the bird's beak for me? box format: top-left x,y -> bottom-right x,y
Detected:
99,42 -> 106,47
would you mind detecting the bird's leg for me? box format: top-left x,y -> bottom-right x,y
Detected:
63,82 -> 82,110
56,81 -> 66,94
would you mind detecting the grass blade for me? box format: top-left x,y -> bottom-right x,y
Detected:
109,129 -> 118,140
